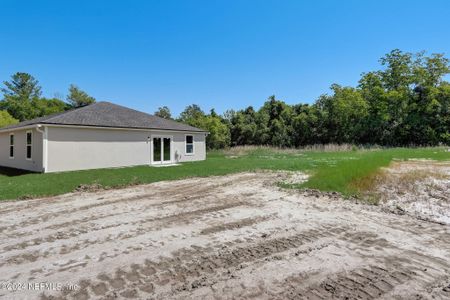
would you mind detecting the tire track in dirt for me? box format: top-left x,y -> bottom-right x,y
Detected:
53,222 -> 450,300
3,173 -> 270,261
200,215 -> 273,235
0,172 -> 261,215
0,176 -> 203,215
0,173 -> 265,236
279,253 -> 450,300
281,262 -> 415,299
0,191 -> 233,252
46,225 -> 385,299
46,227 -> 335,299
0,201 -> 248,267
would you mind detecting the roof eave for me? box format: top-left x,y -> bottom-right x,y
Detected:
0,124 -> 40,133
40,123 -> 208,132
22,123 -> 208,133
0,122 -> 208,134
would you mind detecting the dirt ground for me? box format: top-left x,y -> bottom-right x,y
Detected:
0,168 -> 450,299
376,160 -> 450,225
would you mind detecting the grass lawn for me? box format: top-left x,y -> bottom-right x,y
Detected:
0,147 -> 449,201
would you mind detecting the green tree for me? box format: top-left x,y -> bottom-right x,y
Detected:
361,50 -> 450,145
67,84 -> 96,107
291,104 -> 320,146
229,107 -> 258,146
434,83 -> 450,144
178,104 -> 205,127
358,71 -> 389,144
332,85 -> 368,143
154,106 -> 172,119
264,96 -> 294,147
203,113 -> 231,149
0,110 -> 19,128
379,49 -> 414,91
0,72 -> 42,121
408,52 -> 450,145
33,98 -> 69,117
413,52 -> 450,87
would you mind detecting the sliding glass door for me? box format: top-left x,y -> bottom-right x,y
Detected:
152,136 -> 172,164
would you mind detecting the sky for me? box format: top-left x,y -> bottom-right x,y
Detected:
1,0 -> 450,116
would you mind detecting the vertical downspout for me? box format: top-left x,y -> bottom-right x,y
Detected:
36,125 -> 48,173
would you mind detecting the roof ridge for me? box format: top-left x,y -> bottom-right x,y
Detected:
99,101 -> 155,116
97,101 -> 180,123
106,102 -> 200,128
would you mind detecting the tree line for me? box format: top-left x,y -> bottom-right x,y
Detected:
0,72 -> 96,127
2,49 -> 450,148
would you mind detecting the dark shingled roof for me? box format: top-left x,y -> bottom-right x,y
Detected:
2,102 -> 207,132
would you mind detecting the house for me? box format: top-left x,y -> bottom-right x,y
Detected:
0,102 -> 207,173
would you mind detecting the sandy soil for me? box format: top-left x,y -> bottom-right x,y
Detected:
376,160 -> 450,225
0,171 -> 450,299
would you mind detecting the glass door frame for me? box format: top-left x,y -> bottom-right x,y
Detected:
151,135 -> 173,165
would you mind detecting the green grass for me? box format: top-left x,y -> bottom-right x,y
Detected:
1,147 -> 449,201
299,148 -> 450,196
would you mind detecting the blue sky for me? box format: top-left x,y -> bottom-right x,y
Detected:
1,0 -> 450,116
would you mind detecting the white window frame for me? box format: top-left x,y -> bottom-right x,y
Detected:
26,131 -> 32,160
9,133 -> 14,159
185,134 -> 194,155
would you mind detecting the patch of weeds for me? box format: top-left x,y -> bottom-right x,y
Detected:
18,194 -> 36,200
74,183 -> 104,192
348,170 -> 384,196
359,193 -> 382,205
129,176 -> 142,186
277,182 -> 298,190
399,170 -> 448,182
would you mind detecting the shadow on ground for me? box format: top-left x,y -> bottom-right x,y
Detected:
0,167 -> 34,177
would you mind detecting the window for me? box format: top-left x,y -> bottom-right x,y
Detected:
185,135 -> 194,154
9,134 -> 14,158
26,131 -> 32,160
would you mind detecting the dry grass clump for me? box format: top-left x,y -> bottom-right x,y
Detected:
222,144 -> 376,157
223,145 -> 276,156
354,161 -> 450,204
360,170 -> 444,193
300,143 -> 358,152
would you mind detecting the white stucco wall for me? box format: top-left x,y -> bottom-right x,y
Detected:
46,126 -> 206,173
0,128 -> 43,172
